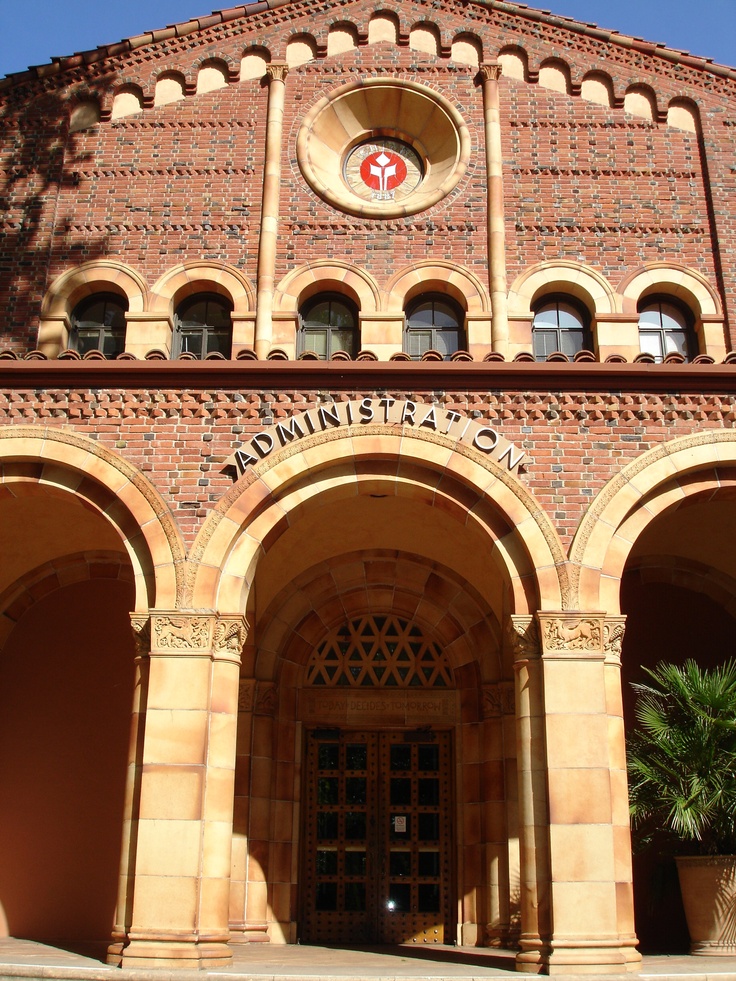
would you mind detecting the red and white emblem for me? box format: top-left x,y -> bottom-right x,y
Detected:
359,149 -> 408,193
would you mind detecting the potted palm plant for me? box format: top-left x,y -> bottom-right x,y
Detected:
627,659 -> 736,955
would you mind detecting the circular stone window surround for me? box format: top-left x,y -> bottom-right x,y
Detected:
296,78 -> 471,219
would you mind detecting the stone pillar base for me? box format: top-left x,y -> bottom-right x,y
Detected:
229,924 -> 272,944
517,942 -> 641,975
118,940 -> 233,969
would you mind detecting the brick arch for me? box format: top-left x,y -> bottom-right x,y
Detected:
253,551 -> 504,685
42,260 -> 147,317
189,426 -> 568,616
149,260 -> 256,316
508,260 -> 617,318
570,430 -> 736,614
0,551 -> 133,648
274,261 -> 380,314
384,261 -> 489,314
0,427 -> 184,611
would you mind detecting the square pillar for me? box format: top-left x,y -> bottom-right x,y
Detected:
115,612 -> 246,969
511,613 -> 640,975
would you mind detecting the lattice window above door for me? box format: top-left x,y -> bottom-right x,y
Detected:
306,615 -> 452,688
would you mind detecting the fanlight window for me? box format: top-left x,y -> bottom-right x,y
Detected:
299,294 -> 358,359
405,295 -> 465,360
532,296 -> 591,360
307,615 -> 452,688
71,293 -> 127,357
174,293 -> 233,358
638,298 -> 696,362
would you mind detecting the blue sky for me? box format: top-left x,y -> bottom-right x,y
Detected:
1,0 -> 735,78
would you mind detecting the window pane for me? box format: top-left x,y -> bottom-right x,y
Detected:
303,329 -> 328,357
435,330 -> 459,357
556,302 -> 584,329
303,301 -> 331,327
664,330 -> 688,357
533,329 -> 559,360
407,330 -> 431,358
178,328 -> 205,357
638,307 -> 663,328
533,305 -> 560,329
432,301 -> 459,330
179,300 -> 209,327
639,331 -> 664,360
407,302 -> 434,328
206,327 -> 231,357
659,303 -> 688,332
560,329 -> 584,357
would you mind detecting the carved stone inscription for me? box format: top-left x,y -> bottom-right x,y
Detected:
299,689 -> 457,725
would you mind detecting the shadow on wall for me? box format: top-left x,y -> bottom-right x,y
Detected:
0,579 -> 134,942
0,78 -> 116,351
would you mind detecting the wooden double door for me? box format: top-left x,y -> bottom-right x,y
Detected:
300,729 -> 453,945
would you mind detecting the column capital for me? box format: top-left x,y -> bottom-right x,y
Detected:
509,614 -> 541,662
266,62 -> 289,83
537,611 -> 607,659
134,611 -> 248,662
479,62 -> 502,82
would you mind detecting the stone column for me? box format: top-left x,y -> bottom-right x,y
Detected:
254,63 -> 289,360
229,678 -> 256,941
116,612 -> 246,969
107,616 -> 150,964
243,681 -> 277,941
481,682 -> 516,947
511,613 -> 641,975
479,63 -> 509,357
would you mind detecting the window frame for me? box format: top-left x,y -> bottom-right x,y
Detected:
173,292 -> 234,359
637,295 -> 697,362
298,293 -> 359,360
70,292 -> 128,358
531,294 -> 592,361
404,293 -> 466,361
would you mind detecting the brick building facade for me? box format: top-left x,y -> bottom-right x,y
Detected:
0,0 -> 735,974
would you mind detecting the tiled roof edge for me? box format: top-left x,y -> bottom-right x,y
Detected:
0,0 -> 733,91
0,0 -> 290,90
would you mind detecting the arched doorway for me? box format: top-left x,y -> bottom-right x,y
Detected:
571,431 -> 736,954
191,413 -> 567,951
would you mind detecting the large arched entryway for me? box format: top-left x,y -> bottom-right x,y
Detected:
572,431 -> 736,954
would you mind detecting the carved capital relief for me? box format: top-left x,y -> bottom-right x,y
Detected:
130,615 -> 151,657
482,682 -> 516,719
238,679 -> 256,713
537,612 -> 606,658
266,62 -> 289,83
508,615 -> 541,662
150,612 -> 214,653
603,616 -> 627,664
213,615 -> 248,663
479,62 -> 502,82
255,681 -> 277,717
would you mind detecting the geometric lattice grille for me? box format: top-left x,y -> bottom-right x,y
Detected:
306,615 -> 452,688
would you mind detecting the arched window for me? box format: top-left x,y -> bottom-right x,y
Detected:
174,294 -> 233,358
405,295 -> 465,360
299,294 -> 358,359
532,296 -> 591,361
70,293 -> 127,357
638,298 -> 696,362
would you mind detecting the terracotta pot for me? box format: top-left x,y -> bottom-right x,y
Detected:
676,855 -> 736,954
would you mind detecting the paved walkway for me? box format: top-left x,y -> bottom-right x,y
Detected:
1,939 -> 736,981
